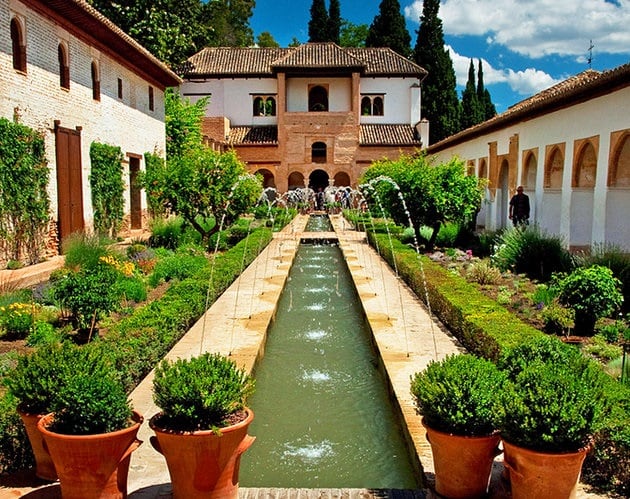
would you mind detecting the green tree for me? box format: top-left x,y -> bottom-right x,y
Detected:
477,60 -> 497,120
289,37 -> 302,47
308,0 -> 330,42
256,31 -> 280,47
201,0 -> 256,47
340,20 -> 369,47
365,0 -> 412,57
328,0 -> 342,44
461,59 -> 483,129
141,91 -> 262,244
361,154 -> 484,249
413,0 -> 460,144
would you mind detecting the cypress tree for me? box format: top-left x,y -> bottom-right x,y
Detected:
365,0 -> 412,57
413,0 -> 460,144
477,60 -> 497,120
328,0 -> 341,44
308,0 -> 330,42
461,59 -> 482,129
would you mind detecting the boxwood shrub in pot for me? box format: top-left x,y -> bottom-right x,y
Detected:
498,337 -> 610,499
410,353 -> 506,498
149,352 -> 255,499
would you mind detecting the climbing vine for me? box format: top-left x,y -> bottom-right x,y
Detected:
0,118 -> 50,265
89,142 -> 124,238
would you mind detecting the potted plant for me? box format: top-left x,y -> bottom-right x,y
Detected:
149,352 -> 255,499
3,342 -> 78,481
410,353 -> 506,498
35,345 -> 142,499
498,336 -> 609,499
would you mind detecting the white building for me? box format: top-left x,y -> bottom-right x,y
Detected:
0,0 -> 180,256
427,64 -> 630,250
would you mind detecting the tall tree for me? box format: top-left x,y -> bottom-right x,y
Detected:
328,0 -> 342,44
477,60 -> 497,120
365,0 -> 412,57
256,31 -> 280,47
413,0 -> 460,144
201,0 -> 256,47
308,0 -> 330,42
340,20 -> 369,47
461,59 -> 483,129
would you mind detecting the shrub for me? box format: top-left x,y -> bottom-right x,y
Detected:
582,334 -> 623,363
115,276 -> 147,303
500,359 -> 608,453
25,321 -> 67,347
148,249 -> 209,287
0,302 -> 36,338
410,353 -> 506,436
492,225 -> 573,281
61,232 -> 111,270
530,283 -> 556,307
152,352 -> 254,432
552,265 -> 623,335
540,299 -> 575,336
148,216 -> 200,250
0,393 -> 32,473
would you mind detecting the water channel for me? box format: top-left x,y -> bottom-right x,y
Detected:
240,215 -> 419,488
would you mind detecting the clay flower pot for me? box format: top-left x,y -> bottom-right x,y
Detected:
17,405 -> 57,481
503,439 -> 591,499
37,410 -> 143,499
149,408 -> 255,499
424,420 -> 501,498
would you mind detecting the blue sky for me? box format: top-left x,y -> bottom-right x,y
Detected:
249,0 -> 630,113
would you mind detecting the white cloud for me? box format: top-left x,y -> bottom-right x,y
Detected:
404,0 -> 630,58
446,45 -> 562,96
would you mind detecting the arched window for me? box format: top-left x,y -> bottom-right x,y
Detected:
10,17 -> 26,73
522,152 -> 537,188
609,132 -> 630,187
479,159 -> 488,179
360,95 -> 385,116
545,146 -> 564,188
58,43 -> 69,90
309,86 -> 328,112
373,96 -> 384,116
252,95 -> 276,116
573,142 -> 597,188
312,142 -> 327,163
91,61 -> 100,101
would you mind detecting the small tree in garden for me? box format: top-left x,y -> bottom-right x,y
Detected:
361,154 -> 485,250
551,265 -> 623,335
141,90 -> 262,246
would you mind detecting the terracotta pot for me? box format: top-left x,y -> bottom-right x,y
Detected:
17,405 -> 57,481
37,410 -> 143,499
503,440 -> 591,499
149,408 -> 255,499
424,419 -> 501,499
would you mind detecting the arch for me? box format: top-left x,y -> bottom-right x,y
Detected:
10,17 -> 26,72
333,171 -> 351,187
498,159 -> 510,229
361,96 -> 371,116
91,61 -> 100,101
545,146 -> 564,188
309,169 -> 329,191
58,43 -> 69,89
267,96 -> 276,116
253,96 -> 264,116
609,132 -> 630,187
309,85 -> 328,112
311,141 -> 327,163
288,172 -> 305,190
373,96 -> 384,116
255,168 -> 275,188
522,152 -> 537,188
466,160 -> 475,176
573,141 -> 597,188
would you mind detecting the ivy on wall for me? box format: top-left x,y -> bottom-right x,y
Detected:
0,118 -> 50,265
143,152 -> 166,218
89,142 -> 124,239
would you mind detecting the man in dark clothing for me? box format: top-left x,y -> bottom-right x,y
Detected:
509,185 -> 530,226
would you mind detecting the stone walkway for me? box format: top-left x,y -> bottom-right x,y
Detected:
1,214 -> 605,498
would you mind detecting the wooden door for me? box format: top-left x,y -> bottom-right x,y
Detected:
55,123 -> 84,243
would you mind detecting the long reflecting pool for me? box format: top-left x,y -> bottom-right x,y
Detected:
240,236 -> 419,488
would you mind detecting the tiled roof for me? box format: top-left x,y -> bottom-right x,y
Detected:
360,124 -> 422,146
182,43 -> 426,78
428,62 -> 630,152
33,0 -> 180,87
228,126 -> 278,145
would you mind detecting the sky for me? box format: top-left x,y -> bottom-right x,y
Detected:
249,0 -> 630,113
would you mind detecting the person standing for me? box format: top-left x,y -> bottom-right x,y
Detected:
509,186 -> 530,226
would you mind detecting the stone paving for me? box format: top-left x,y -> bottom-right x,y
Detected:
1,214 -> 606,498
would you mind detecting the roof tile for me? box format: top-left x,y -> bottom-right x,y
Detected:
228,126 -> 278,145
360,124 -> 421,146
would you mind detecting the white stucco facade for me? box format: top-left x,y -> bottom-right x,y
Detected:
428,67 -> 630,251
